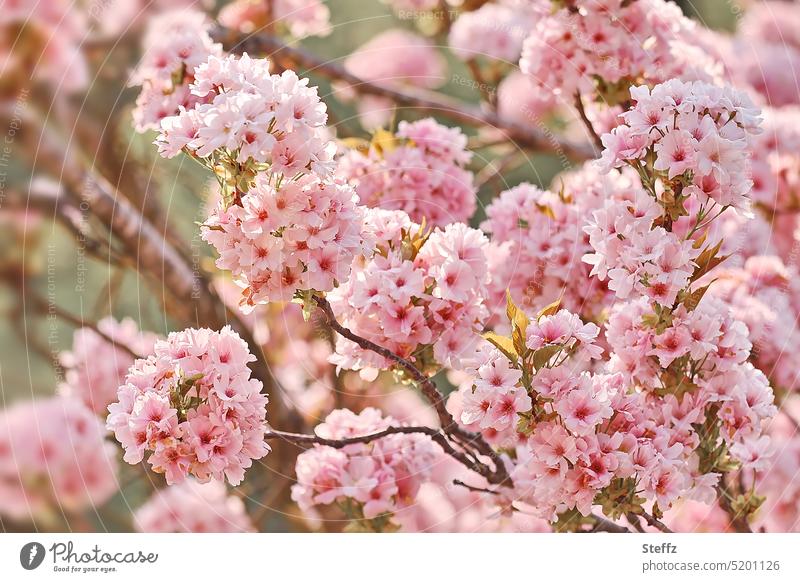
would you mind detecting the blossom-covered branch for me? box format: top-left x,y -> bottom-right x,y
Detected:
312,295 -> 510,486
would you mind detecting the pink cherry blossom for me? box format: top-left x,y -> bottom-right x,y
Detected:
59,318 -> 158,415
340,29 -> 447,128
291,408 -> 442,526
202,173 -> 366,310
219,0 -> 331,39
329,209 -> 491,374
156,53 -> 335,180
0,397 -> 118,521
519,0 -> 723,104
337,118 -> 476,226
131,9 -> 223,132
107,326 -> 269,485
134,479 -> 253,532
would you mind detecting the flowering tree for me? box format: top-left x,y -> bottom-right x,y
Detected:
2,0 -> 800,534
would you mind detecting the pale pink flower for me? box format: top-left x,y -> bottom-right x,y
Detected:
555,382 -> 613,436
135,479 -> 253,532
0,397 -> 118,521
59,318 -> 158,414
291,408 -> 442,525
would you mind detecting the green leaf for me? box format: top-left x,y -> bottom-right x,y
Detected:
531,344 -> 562,370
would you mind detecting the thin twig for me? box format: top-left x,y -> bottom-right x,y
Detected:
639,510 -> 674,533
452,479 -> 500,495
266,426 -> 440,448
267,425 -> 496,485
311,295 -> 510,485
29,295 -> 141,359
573,92 -> 603,152
590,514 -> 632,533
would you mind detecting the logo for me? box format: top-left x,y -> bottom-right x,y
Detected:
20,542 -> 46,570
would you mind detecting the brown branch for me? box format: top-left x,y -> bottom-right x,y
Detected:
267,426 -> 437,448
28,295 -> 141,360
267,426 -> 497,484
215,29 -> 594,162
4,105 -> 304,430
452,479 -> 500,495
573,92 -> 603,152
4,184 -> 123,266
311,295 -> 510,485
313,296 -> 451,426
589,514 -> 632,533
465,59 -> 496,108
639,510 -> 674,533
627,513 -> 646,532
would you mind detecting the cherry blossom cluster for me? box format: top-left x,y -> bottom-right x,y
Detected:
328,209 -> 490,376
337,118 -> 476,226
755,401 -> 800,532
519,0 -> 722,103
604,294 -> 777,479
481,165 -> 643,320
214,291 -> 335,421
662,500 -> 731,532
740,1 -> 800,50
450,293 -> 775,522
448,1 -> 543,64
219,0 -> 331,38
452,306 -> 601,448
131,10 -> 222,132
291,408 -> 442,529
585,81 -> 762,305
87,1 -> 199,37
599,80 -> 761,214
749,108 -> 800,215
495,71 -> 558,129
106,326 -> 270,485
734,41 -> 800,108
0,397 -> 118,521
685,2 -> 800,109
134,479 -> 253,532
340,29 -> 446,129
710,256 -> 800,394
1,0 -> 89,91
202,173 -> 365,310
59,318 -> 158,415
395,454 -> 551,532
583,181 -> 702,307
156,53 -> 335,184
